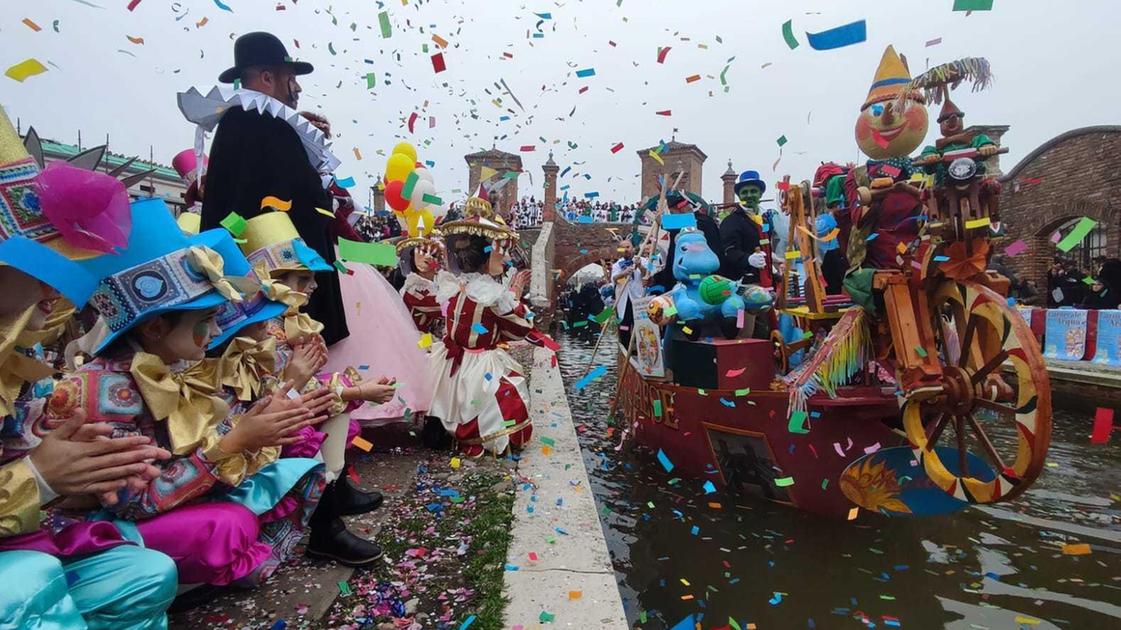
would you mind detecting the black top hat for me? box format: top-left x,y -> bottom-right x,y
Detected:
218,32 -> 314,84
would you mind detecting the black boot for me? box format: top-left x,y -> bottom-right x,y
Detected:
421,415 -> 452,450
306,482 -> 383,567
334,468 -> 384,516
306,516 -> 384,567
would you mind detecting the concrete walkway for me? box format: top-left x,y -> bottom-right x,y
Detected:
502,346 -> 628,629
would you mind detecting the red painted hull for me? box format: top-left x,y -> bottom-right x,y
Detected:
616,352 -> 904,518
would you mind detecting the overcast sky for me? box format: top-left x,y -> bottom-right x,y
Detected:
4,0 -> 1118,207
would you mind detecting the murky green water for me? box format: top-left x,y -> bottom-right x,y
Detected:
556,328 -> 1121,630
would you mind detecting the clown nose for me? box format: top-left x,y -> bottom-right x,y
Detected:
881,102 -> 896,126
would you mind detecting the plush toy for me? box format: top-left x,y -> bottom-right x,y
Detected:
648,229 -> 750,339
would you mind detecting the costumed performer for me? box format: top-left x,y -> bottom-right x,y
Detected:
42,201 -> 342,587
428,191 -> 547,457
232,209 -> 395,563
0,108 -> 177,629
398,228 -> 446,338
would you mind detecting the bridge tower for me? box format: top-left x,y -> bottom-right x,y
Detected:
465,147 -> 522,216
637,139 -> 707,200
542,152 -> 558,222
721,161 -> 737,206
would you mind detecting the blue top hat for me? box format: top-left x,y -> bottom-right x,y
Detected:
734,170 -> 766,195
80,198 -> 271,355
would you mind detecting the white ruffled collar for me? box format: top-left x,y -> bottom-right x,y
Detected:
402,272 -> 437,296
436,271 -> 514,311
177,86 -> 341,187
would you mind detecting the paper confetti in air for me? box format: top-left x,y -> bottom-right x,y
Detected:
260,196 -> 292,212
805,20 -> 868,50
1056,217 -> 1098,252
5,59 -> 48,82
338,238 -> 398,267
350,436 -> 373,452
782,20 -> 800,49
656,449 -> 674,473
1004,240 -> 1028,256
335,176 -> 356,188
575,68 -> 596,78
378,11 -> 392,37
953,0 -> 995,11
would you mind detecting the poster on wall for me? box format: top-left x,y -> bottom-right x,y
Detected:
1093,309 -> 1121,366
631,295 -> 665,378
1043,309 -> 1088,361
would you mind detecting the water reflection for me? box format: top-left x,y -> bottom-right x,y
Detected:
556,327 -> 1121,629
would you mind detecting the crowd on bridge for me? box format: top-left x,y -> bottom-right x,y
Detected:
0,32 -> 556,628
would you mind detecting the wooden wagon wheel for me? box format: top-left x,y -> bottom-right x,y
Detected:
901,279 -> 1051,504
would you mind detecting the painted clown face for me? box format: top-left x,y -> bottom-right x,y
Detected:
737,185 -> 763,210
855,99 -> 929,160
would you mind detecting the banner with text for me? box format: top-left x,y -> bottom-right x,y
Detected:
1043,309 -> 1088,361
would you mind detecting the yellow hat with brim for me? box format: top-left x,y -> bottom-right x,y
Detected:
239,211 -> 333,274
177,212 -> 202,235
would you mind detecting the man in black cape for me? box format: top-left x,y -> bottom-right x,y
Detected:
201,32 -> 349,345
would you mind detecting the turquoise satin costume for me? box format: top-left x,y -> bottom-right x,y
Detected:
0,546 -> 175,630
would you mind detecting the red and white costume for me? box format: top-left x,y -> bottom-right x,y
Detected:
401,273 -> 443,336
428,272 -> 535,456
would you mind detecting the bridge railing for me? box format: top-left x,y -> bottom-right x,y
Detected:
529,221 -> 555,325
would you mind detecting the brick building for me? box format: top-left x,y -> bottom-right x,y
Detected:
464,147 -> 522,216
999,126 -> 1121,287
637,140 -> 706,200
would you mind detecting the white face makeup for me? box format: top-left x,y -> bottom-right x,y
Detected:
140,308 -> 221,362
277,270 -> 318,295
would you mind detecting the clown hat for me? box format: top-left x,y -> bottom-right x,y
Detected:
937,94 -> 964,123
0,107 -> 132,262
238,210 -> 333,274
734,170 -> 766,195
440,186 -> 517,241
79,199 -> 252,354
862,46 -> 922,110
177,211 -> 201,235
172,149 -> 207,183
206,234 -> 287,350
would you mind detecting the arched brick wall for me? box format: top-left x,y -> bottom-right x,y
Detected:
998,126 -> 1121,288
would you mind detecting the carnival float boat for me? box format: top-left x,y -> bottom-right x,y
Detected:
613,48 -> 1051,520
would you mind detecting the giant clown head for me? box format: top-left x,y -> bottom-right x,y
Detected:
854,46 -> 928,161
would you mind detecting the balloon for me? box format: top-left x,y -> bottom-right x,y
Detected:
385,153 -> 415,182
404,208 -> 436,236
384,179 -> 412,212
409,179 -> 436,210
414,167 -> 434,185
392,142 -> 417,163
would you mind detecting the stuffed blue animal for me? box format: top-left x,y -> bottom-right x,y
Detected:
648,229 -> 747,338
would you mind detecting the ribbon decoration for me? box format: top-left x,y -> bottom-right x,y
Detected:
130,352 -> 228,455
186,246 -> 245,303
219,335 -> 278,401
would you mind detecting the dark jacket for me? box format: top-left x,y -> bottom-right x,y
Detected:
201,106 -> 350,345
718,208 -> 761,284
648,211 -> 722,293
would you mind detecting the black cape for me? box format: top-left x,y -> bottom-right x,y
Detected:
201,106 -> 350,345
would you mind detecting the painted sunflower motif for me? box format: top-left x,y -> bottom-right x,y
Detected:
839,456 -> 912,514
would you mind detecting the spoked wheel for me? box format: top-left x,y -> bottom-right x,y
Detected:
902,279 -> 1051,504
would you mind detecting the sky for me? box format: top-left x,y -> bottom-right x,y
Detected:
3,0 -> 1119,208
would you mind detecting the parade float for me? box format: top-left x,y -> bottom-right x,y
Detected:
614,47 -> 1051,519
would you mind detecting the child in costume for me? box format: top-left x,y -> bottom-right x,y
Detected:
317,190 -> 434,428
229,211 -> 398,559
171,148 -> 206,235
398,229 -> 446,337
44,200 -> 353,586
427,192 -> 542,457
0,108 -> 177,629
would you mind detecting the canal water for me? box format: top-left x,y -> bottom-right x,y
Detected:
555,328 -> 1121,630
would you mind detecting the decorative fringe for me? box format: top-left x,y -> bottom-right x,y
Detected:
783,308 -> 870,420
896,57 -> 993,108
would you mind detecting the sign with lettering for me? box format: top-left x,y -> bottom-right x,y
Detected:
1092,309 -> 1121,366
1043,309 -> 1088,361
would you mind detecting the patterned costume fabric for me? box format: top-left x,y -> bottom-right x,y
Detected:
33,348 -> 325,586
428,273 -> 539,456
844,157 -> 923,270
0,156 -> 53,244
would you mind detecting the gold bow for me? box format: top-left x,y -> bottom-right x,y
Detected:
251,261 -> 324,343
187,246 -> 245,303
284,308 -> 325,344
130,352 -> 229,456
219,335 -> 278,401
0,307 -> 57,418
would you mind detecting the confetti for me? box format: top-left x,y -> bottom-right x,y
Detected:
219,212 -> 248,236
657,47 -> 671,63
338,238 -> 398,267
782,20 -> 800,49
1057,217 -> 1098,252
5,59 -> 48,82
260,196 -> 292,212
22,18 -> 42,31
953,0 -> 995,11
1061,543 -> 1092,555
656,448 -> 674,473
774,476 -> 795,487
431,53 -> 446,73
1091,407 -> 1114,444
1004,239 -> 1028,256
336,176 -> 356,188
378,10 -> 392,38
575,68 -> 596,78
127,0 -> 143,10
805,20 -> 868,51
351,436 -> 373,452
212,0 -> 233,12
684,74 -> 701,83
